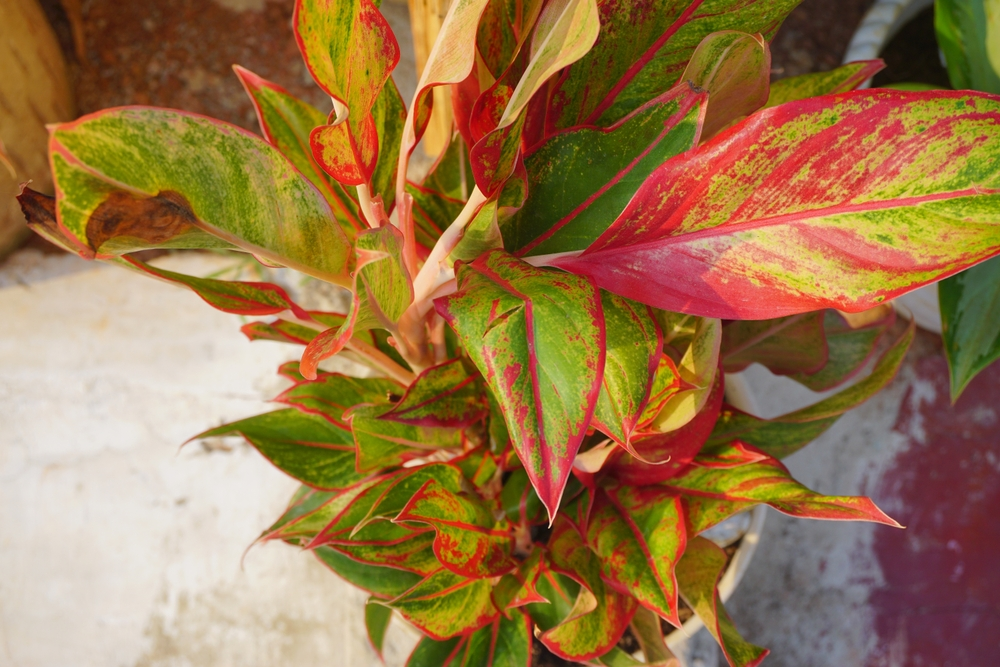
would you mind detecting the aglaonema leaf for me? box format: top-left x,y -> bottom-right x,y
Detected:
647,316 -> 721,433
788,307 -> 895,391
349,404 -> 465,472
461,610 -> 533,667
667,441 -> 901,534
550,90 -> 1000,319
591,292 -> 663,452
406,635 -> 464,667
301,224 -> 413,379
315,545 -> 424,598
477,0 -> 546,79
940,256 -> 1000,400
709,318 -> 913,458
679,31 -> 771,140
276,373 -> 404,429
48,109 -> 351,284
546,0 -> 801,131
586,486 -> 686,625
502,85 -> 706,256
381,358 -> 489,427
388,568 -> 499,639
935,0 -> 1000,94
294,0 -> 399,186
195,409 -> 364,490
721,311 -> 827,375
233,65 -> 363,233
327,521 -> 440,575
493,549 -> 547,614
435,250 -> 605,521
395,479 -> 516,578
765,60 -> 885,107
365,597 -> 393,660
676,536 -> 768,667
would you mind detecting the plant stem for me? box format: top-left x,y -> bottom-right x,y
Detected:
411,185 -> 487,304
356,183 -> 380,228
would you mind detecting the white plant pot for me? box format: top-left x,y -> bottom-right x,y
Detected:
843,0 -> 943,333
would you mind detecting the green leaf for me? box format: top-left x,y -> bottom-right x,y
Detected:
721,312 -> 827,375
766,60 -> 885,107
396,479 -> 516,577
264,478 -> 385,545
666,441 -> 901,534
940,256 -> 1000,400
788,308 -> 895,392
493,549 -> 547,614
711,318 -> 913,458
381,359 -> 488,427
370,81 -> 407,207
406,635 -> 465,667
407,182 -> 462,251
261,485 -> 338,544
315,545 -> 424,598
241,319 -> 321,345
935,0 -> 1000,94
365,597 -> 393,659
502,85 -> 705,256
676,536 -> 769,667
329,521 -> 440,575
679,31 -> 771,140
233,65 -> 363,233
301,224 -> 413,379
591,293 -> 663,450
388,569 -> 499,639
500,468 -> 546,525
195,409 -> 364,490
630,605 -> 679,665
349,404 -> 465,472
49,108 -> 351,283
276,373 -> 402,429
462,610 -> 533,667
435,250 -> 605,520
477,0 -> 546,79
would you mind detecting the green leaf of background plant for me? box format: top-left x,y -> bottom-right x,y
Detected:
935,0 -> 1000,93
435,250 -> 605,521
50,109 -> 351,283
940,255 -> 1000,399
195,409 -> 364,490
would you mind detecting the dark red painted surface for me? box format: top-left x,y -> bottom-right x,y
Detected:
868,353 -> 1000,666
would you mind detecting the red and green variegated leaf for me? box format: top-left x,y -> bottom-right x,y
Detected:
370,81 -> 406,208
241,319 -> 318,345
365,597 -> 393,660
676,536 -> 769,667
788,307 -> 894,391
276,372 -> 402,428
107,254 -> 311,320
940,256 -> 1000,400
435,250 -> 605,521
452,447 -> 500,488
388,569 -> 499,639
301,224 -> 413,379
329,521 -> 440,575
630,605 -> 681,666
679,31 -> 770,141
606,371 -> 723,485
462,610 -> 533,667
636,354 -> 682,428
493,548 -> 547,614
500,468 -> 546,525
710,318 -> 913,458
647,317 -> 721,433
586,488 -> 685,625
721,311 -> 826,375
546,0 -> 801,132
49,108 -> 351,284
264,477 -> 386,544
233,65 -> 363,233
315,545 -> 424,598
477,0 -> 546,79
668,441 -> 901,533
406,635 -> 465,667
765,60 -> 885,108
349,463 -> 467,535
260,485 -> 338,545
538,515 -> 637,661
349,404 -> 465,472
451,164 -> 529,262
396,479 -> 516,578
195,409 -> 364,490
381,358 -> 489,427
550,90 -> 1000,319
502,85 -> 706,257
591,293 -> 663,451
525,568 -> 583,632
294,0 -> 399,185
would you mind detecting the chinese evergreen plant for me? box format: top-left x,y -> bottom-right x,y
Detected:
17,0 -> 1000,664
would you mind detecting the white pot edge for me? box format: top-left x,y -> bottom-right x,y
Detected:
843,0 -> 943,334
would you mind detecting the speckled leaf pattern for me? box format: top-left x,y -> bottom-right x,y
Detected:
765,60 -> 885,107
503,85 -> 706,256
940,256 -> 1000,399
396,479 -> 516,577
551,90 -> 1000,319
196,409 -> 364,490
679,31 -> 771,140
435,250 -> 605,521
381,359 -> 489,427
276,373 -> 403,428
328,522 -> 440,575
301,224 -> 413,379
294,0 -> 399,185
721,312 -> 826,375
233,65 -> 363,232
388,569 -> 499,639
49,109 -> 351,283
666,441 -> 901,532
546,0 -> 801,131
349,404 -> 464,471
591,292 -> 663,450
676,536 -> 769,667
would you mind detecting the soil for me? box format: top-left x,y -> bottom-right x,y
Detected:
871,5 -> 952,88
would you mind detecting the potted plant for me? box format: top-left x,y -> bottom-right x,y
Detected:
17,0 -> 1000,664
